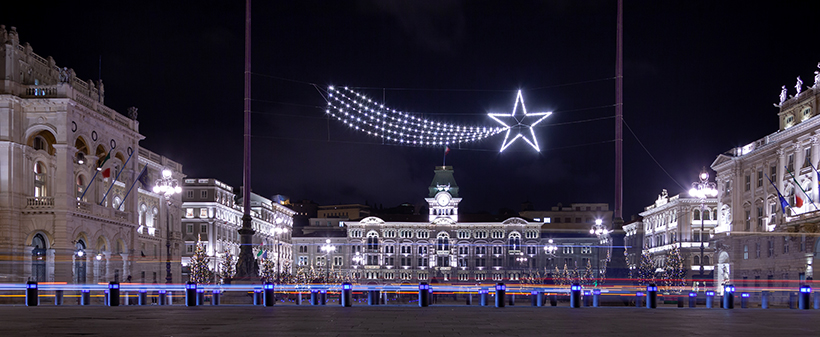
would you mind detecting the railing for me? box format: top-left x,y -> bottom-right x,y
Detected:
76,201 -> 92,213
26,197 -> 54,209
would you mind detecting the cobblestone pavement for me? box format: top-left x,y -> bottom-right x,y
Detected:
1,305 -> 817,336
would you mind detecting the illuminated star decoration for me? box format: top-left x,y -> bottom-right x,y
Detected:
488,90 -> 552,152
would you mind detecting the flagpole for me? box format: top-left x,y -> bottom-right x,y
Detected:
118,166 -> 146,211
785,166 -> 818,210
765,173 -> 793,215
79,148 -> 112,201
100,149 -> 134,205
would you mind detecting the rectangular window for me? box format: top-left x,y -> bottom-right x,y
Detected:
298,256 -> 308,266
418,258 -> 428,267
745,175 -> 750,191
186,244 -> 194,253
755,243 -> 761,258
186,190 -> 194,198
725,181 -> 730,193
768,239 -> 774,257
492,258 -> 503,267
745,210 -> 751,231
186,208 -> 194,218
757,170 -> 763,188
788,154 -> 794,171
475,258 -> 486,267
200,190 -> 207,198
186,224 -> 193,233
475,247 -> 486,255
770,165 -> 777,178
783,237 -> 790,254
199,208 -> 208,218
564,218 -> 571,223
200,224 -> 207,233
805,148 -> 812,168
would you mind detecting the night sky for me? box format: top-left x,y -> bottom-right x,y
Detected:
6,1 -> 820,218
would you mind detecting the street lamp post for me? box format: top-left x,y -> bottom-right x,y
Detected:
352,252 -> 363,283
273,225 -> 287,282
321,239 -> 336,283
589,219 -> 610,284
689,169 -> 718,284
153,169 -> 181,284
543,239 -> 557,285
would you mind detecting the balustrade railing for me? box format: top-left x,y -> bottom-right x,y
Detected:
26,197 -> 54,208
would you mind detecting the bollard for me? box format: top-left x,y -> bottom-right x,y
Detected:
479,289 -> 489,306
550,294 -> 558,306
167,291 -> 173,305
789,292 -> 797,309
815,291 -> 820,310
646,284 -> 658,309
531,291 -> 538,306
55,289 -> 64,306
197,289 -> 205,306
723,285 -> 735,309
104,290 -> 109,306
593,289 -> 601,307
570,284 -> 581,308
495,283 -> 506,308
382,291 -> 388,305
741,293 -> 750,308
368,290 -> 380,306
537,291 -> 545,307
635,292 -> 644,307
320,290 -> 327,305
508,292 -> 515,306
706,291 -> 714,308
108,282 -> 120,306
429,288 -> 434,305
138,289 -> 147,305
799,285 -> 811,310
185,282 -> 197,307
583,290 -> 591,307
158,290 -> 167,306
761,291 -> 769,309
310,290 -> 319,305
296,292 -> 303,305
211,290 -> 220,306
466,292 -> 472,305
688,292 -> 697,308
81,289 -> 91,306
418,282 -> 430,307
25,281 -> 38,306
341,283 -> 353,307
677,296 -> 684,308
253,288 -> 262,306
263,283 -> 275,307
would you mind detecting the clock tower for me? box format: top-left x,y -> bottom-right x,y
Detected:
425,166 -> 462,223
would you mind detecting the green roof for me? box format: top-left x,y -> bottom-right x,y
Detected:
428,166 -> 459,198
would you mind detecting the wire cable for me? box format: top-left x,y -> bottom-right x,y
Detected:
623,118 -> 687,190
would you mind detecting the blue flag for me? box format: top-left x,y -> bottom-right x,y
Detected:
136,167 -> 149,189
779,195 -> 790,214
262,250 -> 268,259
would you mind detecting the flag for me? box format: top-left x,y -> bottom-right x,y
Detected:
98,152 -> 110,168
445,146 -> 450,156
796,195 -> 804,208
262,250 -> 268,259
136,167 -> 149,189
256,243 -> 264,257
779,195 -> 790,213
101,168 -> 111,178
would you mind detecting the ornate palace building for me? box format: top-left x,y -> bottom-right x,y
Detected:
0,26 -> 185,284
180,179 -> 294,281
292,166 -> 609,285
638,189 -> 717,282
711,66 -> 820,292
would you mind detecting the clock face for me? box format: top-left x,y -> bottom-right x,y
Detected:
436,193 -> 451,206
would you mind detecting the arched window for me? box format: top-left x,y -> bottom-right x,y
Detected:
31,234 -> 47,282
112,196 -> 122,210
693,255 -> 700,265
74,240 -> 87,284
508,232 -> 521,251
703,210 -> 711,221
703,255 -> 711,265
436,233 -> 450,251
32,136 -> 47,151
139,204 -> 148,226
34,162 -> 47,197
693,209 -> 701,221
366,231 -> 379,251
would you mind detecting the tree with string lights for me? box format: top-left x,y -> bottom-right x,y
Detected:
637,244 -> 655,285
219,249 -> 235,284
664,245 -> 686,293
189,240 -> 212,284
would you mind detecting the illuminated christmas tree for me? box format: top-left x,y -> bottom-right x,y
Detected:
664,245 -> 686,292
553,266 -> 562,285
219,249 -> 235,284
189,240 -> 212,284
637,244 -> 655,285
259,255 -> 275,282
583,259 -> 593,285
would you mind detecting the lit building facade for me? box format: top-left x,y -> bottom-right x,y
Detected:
711,68 -> 820,291
0,26 -> 184,284
638,189 -> 717,282
180,179 -> 295,282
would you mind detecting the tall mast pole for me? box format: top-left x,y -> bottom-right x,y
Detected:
614,0 -> 623,222
236,0 -> 258,280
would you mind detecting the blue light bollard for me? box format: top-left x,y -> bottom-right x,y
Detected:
479,289 -> 489,306
723,285 -> 735,309
789,292 -> 797,309
815,291 -> 820,309
740,292 -> 750,308
593,289 -> 601,307
158,290 -> 167,306
108,282 -> 120,306
688,292 -> 697,308
185,282 -> 197,307
508,291 -> 515,306
368,290 -> 380,306
537,291 -> 545,307
104,290 -> 109,306
196,289 -> 205,306
211,290 -> 220,306
419,282 -> 430,307
570,284 -> 581,308
550,294 -> 558,306
320,290 -> 327,305
263,282 -> 275,307
253,288 -> 262,306
635,292 -> 644,307
55,289 -> 64,306
646,284 -> 658,309
706,291 -> 715,308
25,281 -> 38,306
799,285 -> 811,310
341,283 -> 352,307
138,289 -> 147,305
310,289 -> 319,305
761,291 -> 769,309
466,292 -> 472,305
495,283 -> 506,308
531,291 -> 538,306
81,289 -> 91,305
583,290 -> 591,307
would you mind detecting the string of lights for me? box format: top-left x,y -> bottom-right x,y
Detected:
326,86 -> 506,147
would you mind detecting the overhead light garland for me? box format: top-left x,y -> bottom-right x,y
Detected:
326,86 -> 505,147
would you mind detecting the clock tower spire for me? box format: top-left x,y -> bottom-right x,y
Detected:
425,166 -> 462,223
